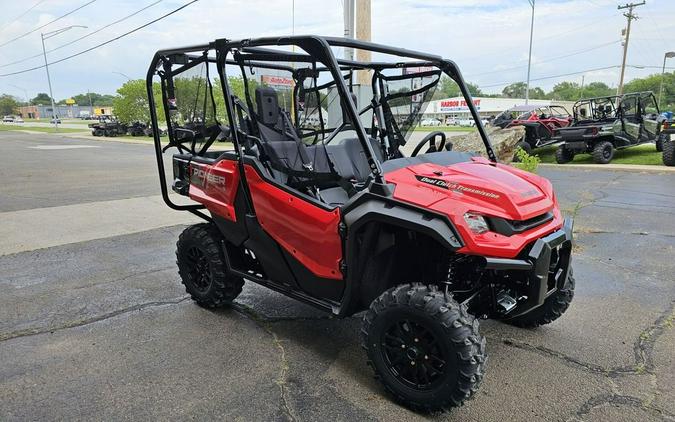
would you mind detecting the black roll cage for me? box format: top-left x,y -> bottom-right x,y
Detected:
146,36 -> 496,216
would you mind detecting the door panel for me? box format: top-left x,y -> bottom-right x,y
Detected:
244,164 -> 343,280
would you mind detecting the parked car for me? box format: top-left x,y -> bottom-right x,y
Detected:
457,117 -> 488,127
14,116 -> 24,123
420,118 -> 441,126
50,117 -> 61,124
445,117 -> 458,126
553,92 -> 664,164
3,115 -> 15,123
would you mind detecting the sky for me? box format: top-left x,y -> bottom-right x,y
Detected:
0,0 -> 674,101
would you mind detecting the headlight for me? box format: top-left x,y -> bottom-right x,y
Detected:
464,212 -> 489,234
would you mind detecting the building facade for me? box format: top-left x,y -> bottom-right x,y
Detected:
423,96 -> 576,121
16,104 -> 113,119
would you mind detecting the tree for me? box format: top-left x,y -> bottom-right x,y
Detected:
0,94 -> 19,115
31,93 -> 52,105
624,72 -> 675,110
112,79 -> 164,124
528,87 -> 547,100
433,76 -> 483,99
501,82 -> 527,98
58,93 -> 116,106
581,82 -> 613,99
548,82 -> 582,101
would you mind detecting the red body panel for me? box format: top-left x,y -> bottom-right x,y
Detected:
508,111 -> 572,136
189,159 -> 240,221
385,157 -> 563,259
244,165 -> 343,280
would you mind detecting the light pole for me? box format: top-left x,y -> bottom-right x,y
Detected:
659,51 -> 675,110
41,25 -> 87,129
112,71 -> 132,81
525,0 -> 535,104
9,84 -> 29,105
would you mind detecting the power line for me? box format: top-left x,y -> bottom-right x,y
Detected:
0,0 -> 46,33
479,65 -> 620,89
0,0 -> 164,69
0,1 -> 199,78
0,0 -> 97,49
467,40 -> 620,78
478,62 -> 675,90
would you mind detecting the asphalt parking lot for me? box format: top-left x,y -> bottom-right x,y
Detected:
1,131 -> 674,421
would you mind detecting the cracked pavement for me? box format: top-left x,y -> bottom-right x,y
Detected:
1,132 -> 674,421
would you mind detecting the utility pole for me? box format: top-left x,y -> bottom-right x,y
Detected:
617,1 -> 645,95
579,75 -> 585,100
343,0 -> 354,61
355,0 -> 371,86
525,0 -> 535,105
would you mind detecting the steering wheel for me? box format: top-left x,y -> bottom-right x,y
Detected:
411,131 -> 447,157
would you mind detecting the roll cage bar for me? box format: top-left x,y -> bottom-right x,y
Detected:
146,35 -> 496,215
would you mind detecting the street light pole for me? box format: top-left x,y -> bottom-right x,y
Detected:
40,25 -> 87,130
525,0 -> 535,105
658,51 -> 675,110
112,71 -> 132,81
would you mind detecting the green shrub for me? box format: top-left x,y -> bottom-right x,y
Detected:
512,147 -> 540,173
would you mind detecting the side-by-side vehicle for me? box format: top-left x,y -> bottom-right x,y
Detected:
146,35 -> 575,411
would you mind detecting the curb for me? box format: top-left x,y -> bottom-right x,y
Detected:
540,163 -> 675,173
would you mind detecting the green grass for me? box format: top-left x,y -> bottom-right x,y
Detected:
412,126 -> 476,132
0,124 -> 89,134
535,143 -> 663,166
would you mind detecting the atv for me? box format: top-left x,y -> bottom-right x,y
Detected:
505,105 -> 572,159
127,121 -> 148,136
553,92 -> 664,164
88,116 -> 127,137
146,36 -> 575,412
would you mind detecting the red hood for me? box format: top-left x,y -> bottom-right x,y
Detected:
385,157 -> 555,221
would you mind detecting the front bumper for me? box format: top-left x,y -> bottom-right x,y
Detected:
484,218 -> 574,317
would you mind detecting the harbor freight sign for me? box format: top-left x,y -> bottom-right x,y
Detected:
439,98 -> 481,112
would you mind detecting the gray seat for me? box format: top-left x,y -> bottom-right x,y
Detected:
325,137 -> 384,182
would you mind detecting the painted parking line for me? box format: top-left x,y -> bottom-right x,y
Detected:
29,145 -> 101,150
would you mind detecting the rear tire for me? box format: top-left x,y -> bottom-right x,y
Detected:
663,138 -> 675,166
176,223 -> 244,308
555,145 -> 575,164
505,268 -> 575,328
656,134 -> 666,152
362,284 -> 486,412
592,141 -> 614,164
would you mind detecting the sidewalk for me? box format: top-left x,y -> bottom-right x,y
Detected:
540,162 -> 675,173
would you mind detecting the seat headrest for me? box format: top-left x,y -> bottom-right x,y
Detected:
255,87 -> 279,125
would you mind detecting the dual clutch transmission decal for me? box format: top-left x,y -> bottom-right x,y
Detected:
415,175 -> 500,199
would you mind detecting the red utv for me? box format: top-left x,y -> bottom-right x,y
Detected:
146,36 -> 575,412
504,105 -> 572,156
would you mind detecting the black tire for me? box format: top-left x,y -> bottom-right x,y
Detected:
362,284 -> 486,412
663,138 -> 675,166
555,145 -> 574,164
592,141 -> 614,164
655,134 -> 666,152
505,268 -> 575,328
176,223 -> 244,308
93,129 -> 103,136
512,140 -> 532,162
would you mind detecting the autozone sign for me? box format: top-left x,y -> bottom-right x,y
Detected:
439,98 -> 481,112
262,75 -> 294,88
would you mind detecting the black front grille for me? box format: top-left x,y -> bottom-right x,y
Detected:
487,211 -> 554,236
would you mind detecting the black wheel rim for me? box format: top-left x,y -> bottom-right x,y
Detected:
603,145 -> 611,159
185,246 -> 211,292
381,318 -> 447,390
